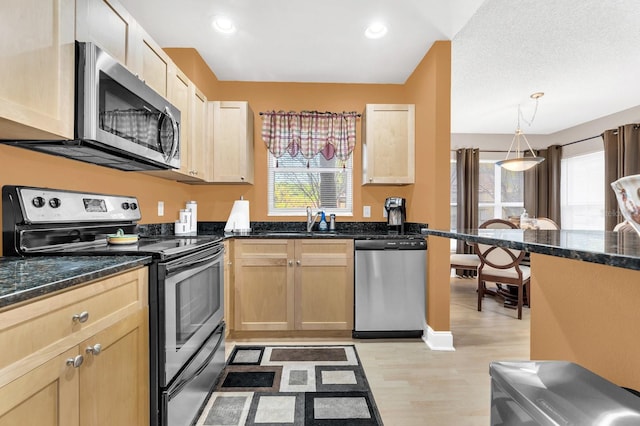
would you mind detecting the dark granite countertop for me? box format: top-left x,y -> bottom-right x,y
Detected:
423,228 -> 640,271
0,255 -> 152,309
192,221 -> 428,240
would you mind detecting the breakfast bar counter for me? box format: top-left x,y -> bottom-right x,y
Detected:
423,228 -> 640,270
423,228 -> 640,391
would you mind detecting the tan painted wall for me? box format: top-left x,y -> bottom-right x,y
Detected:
531,253 -> 640,389
0,42 -> 452,333
404,41 -> 452,331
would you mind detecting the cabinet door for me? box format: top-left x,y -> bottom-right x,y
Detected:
75,0 -> 135,69
0,0 -> 74,140
187,86 -> 209,181
362,104 -> 415,185
211,101 -> 254,183
136,28 -> 170,98
234,240 -> 295,330
169,65 -> 192,178
294,240 -> 354,330
0,348 -> 79,426
79,309 -> 149,426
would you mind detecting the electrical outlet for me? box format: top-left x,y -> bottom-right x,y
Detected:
157,201 -> 164,216
363,205 -> 371,218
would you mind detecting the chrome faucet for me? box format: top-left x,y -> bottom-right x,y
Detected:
306,206 -> 320,232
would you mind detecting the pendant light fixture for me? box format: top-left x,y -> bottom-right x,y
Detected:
496,92 -> 545,171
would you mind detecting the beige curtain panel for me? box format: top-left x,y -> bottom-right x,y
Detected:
524,145 -> 562,226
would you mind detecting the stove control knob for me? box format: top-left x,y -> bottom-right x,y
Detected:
32,196 -> 45,208
121,202 -> 130,210
130,203 -> 138,210
48,197 -> 61,208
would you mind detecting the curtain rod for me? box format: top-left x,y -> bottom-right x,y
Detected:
559,134 -> 602,147
450,134 -> 603,152
259,111 -> 361,117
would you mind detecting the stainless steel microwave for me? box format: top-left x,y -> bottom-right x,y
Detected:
2,42 -> 181,171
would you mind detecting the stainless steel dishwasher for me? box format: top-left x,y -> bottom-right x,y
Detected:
353,238 -> 427,338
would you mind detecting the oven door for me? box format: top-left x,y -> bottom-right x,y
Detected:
158,243 -> 224,384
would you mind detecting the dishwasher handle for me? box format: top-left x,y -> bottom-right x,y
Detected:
354,239 -> 426,250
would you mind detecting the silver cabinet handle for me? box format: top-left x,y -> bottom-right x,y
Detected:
288,260 -> 293,266
86,343 -> 102,356
66,355 -> 84,368
72,311 -> 89,323
296,260 -> 301,266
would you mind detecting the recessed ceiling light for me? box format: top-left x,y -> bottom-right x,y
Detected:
212,16 -> 236,34
365,22 -> 387,39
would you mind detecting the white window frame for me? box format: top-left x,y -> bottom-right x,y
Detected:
267,152 -> 354,217
478,159 -> 524,221
560,150 -> 605,230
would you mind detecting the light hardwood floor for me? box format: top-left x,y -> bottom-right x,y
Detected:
226,276 -> 530,425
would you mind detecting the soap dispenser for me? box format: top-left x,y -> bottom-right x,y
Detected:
318,211 -> 328,231
520,209 -> 529,228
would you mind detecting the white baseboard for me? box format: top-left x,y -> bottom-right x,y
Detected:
422,325 -> 455,351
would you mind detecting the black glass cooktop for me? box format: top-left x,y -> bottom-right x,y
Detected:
27,235 -> 223,260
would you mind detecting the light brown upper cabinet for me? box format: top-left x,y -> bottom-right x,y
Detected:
183,86 -> 211,182
210,101 -> 255,184
362,104 -> 416,185
75,0 -> 136,70
133,28 -> 171,98
0,0 -> 75,140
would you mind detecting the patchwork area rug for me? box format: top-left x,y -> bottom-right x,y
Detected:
196,345 -> 383,425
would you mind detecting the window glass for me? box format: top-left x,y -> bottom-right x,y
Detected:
268,152 -> 353,216
561,150 -> 604,229
450,155 -> 524,237
478,158 -> 524,226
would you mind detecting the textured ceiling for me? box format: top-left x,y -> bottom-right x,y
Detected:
119,0 -> 640,135
452,0 -> 640,134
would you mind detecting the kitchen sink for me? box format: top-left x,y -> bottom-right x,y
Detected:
257,231 -> 339,237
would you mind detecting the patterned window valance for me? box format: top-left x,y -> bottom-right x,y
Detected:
260,110 -> 359,160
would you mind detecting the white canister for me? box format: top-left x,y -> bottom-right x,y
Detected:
186,201 -> 197,234
179,209 -> 191,225
174,220 -> 190,235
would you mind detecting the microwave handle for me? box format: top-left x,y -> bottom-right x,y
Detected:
162,106 -> 179,162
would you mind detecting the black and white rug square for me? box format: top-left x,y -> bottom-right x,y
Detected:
196,345 -> 383,425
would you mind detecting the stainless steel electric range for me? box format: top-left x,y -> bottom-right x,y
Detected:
2,185 -> 225,426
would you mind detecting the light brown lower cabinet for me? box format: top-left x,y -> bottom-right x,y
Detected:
0,267 -> 149,426
232,239 -> 354,332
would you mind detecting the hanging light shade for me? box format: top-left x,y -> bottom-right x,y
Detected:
495,128 -> 545,171
497,93 -> 545,171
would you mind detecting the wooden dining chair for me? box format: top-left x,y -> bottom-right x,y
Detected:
475,218 -> 530,319
531,217 -> 559,230
450,252 -> 481,276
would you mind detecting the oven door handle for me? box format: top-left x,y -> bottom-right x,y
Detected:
164,246 -> 224,276
167,323 -> 225,397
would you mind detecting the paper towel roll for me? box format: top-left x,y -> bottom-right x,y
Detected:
224,200 -> 251,232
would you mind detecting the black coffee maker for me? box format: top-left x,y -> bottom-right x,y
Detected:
384,197 -> 406,234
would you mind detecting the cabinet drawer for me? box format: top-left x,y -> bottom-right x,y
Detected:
0,267 -> 147,372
